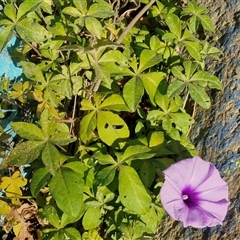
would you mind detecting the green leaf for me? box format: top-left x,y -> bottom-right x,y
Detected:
42,143 -> 59,176
82,207 -> 102,230
16,0 -> 42,21
140,72 -> 166,105
171,65 -> 186,81
169,112 -> 194,129
95,165 -> 116,186
183,60 -> 198,79
188,15 -> 199,32
7,141 -> 45,165
97,111 -> 129,146
119,145 -> 155,163
123,77 -> 144,112
21,61 -> 45,83
198,14 -> 215,32
99,50 -> 127,65
3,4 -> 17,22
190,71 -> 222,90
62,6 -> 82,17
80,111 -> 97,144
53,228 -> 82,240
85,16 -> 102,39
30,167 -> 51,197
149,35 -> 162,51
183,41 -> 201,61
81,99 -> 96,110
140,205 -> 158,233
73,0 -> 87,15
119,165 -> 151,215
61,228 -> 82,240
162,115 -> 172,132
87,0 -> 114,18
16,18 -> 50,42
0,25 -> 14,52
43,205 -> 60,229
165,13 -> 182,39
49,168 -> 84,218
63,162 -> 87,176
138,50 -> 162,73
155,91 -> 170,112
39,108 -> 56,137
11,122 -> 45,140
188,83 -> 211,108
140,161 -> 155,187
167,80 -> 185,98
94,152 -> 117,165
99,94 -> 129,111
49,132 -> 77,146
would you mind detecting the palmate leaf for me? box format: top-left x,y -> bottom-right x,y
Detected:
140,205 -> 158,233
139,161 -> 156,188
0,171 -> 27,197
99,94 -> 129,111
87,0 -> 114,18
165,13 -> 182,39
80,111 -> 97,144
41,143 -> 60,176
95,165 -> 116,186
119,145 -> 155,163
7,141 -> 45,165
119,165 -> 151,215
0,25 -> 14,52
183,41 -> 201,61
188,83 -> 211,108
82,206 -> 102,230
85,16 -> 102,39
51,228 -> 82,240
73,0 -> 87,15
123,77 -> 144,112
140,72 -> 166,105
138,49 -> 162,73
49,132 -> 77,146
11,122 -> 45,140
16,0 -> 42,21
62,7 -> 82,17
49,167 -> 84,218
198,14 -> 215,32
30,167 -> 51,197
0,199 -> 11,215
42,205 -> 60,229
97,111 -> 129,146
190,71 -> 222,90
16,18 -> 51,42
3,4 -> 17,22
167,80 -> 185,98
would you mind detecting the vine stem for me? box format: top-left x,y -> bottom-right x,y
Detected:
116,0 -> 156,44
88,0 -> 156,96
0,94 -> 23,109
183,91 -> 189,109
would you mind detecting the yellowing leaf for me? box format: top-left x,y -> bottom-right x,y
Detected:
0,171 -> 27,198
0,199 -> 11,215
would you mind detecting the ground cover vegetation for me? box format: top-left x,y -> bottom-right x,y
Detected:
0,0 -> 222,239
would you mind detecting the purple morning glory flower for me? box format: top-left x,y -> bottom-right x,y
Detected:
160,156 -> 229,228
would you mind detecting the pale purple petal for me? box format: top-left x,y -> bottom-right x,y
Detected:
160,179 -> 183,220
160,156 -> 229,228
196,164 -> 229,202
196,199 -> 229,224
163,156 -> 212,188
183,206 -> 213,228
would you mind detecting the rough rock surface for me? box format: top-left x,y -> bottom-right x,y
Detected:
155,0 -> 240,239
